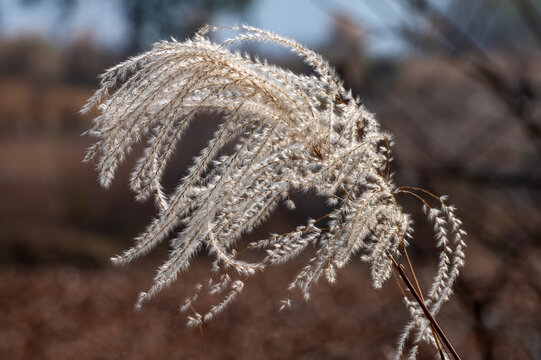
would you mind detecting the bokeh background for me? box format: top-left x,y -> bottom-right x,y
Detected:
1,0 -> 540,359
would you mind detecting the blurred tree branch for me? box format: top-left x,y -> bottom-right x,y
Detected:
399,0 -> 541,154
18,0 -> 252,53
512,0 -> 541,47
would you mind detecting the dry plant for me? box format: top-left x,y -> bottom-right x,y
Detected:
82,25 -> 466,359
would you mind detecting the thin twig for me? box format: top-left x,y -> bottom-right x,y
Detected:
400,243 -> 447,360
388,254 -> 461,360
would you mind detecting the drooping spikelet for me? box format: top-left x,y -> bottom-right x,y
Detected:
82,25 -> 465,359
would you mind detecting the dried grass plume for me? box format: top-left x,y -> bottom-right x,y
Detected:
82,25 -> 466,359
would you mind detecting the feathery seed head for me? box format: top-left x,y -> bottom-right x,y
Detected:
82,25 -> 465,359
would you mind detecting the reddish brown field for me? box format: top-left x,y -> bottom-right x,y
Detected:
1,262 -> 410,360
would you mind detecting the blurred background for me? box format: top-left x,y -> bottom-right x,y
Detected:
1,0 -> 540,359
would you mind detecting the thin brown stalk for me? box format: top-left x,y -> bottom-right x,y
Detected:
389,254 -> 461,360
400,243 -> 447,360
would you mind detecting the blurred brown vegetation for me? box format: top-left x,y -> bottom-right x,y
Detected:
1,1 -> 541,359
